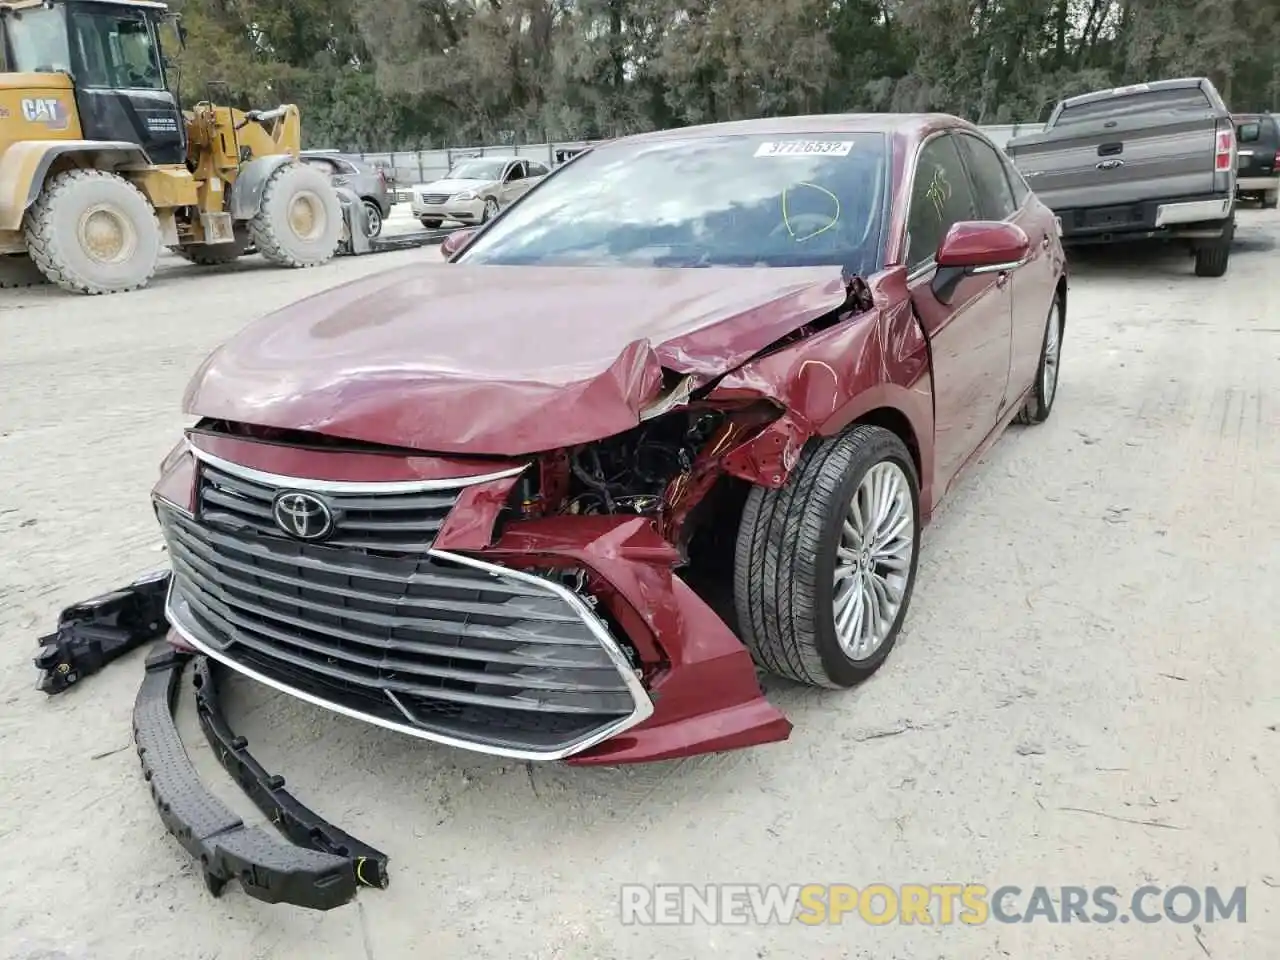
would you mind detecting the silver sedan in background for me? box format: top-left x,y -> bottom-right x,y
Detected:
410,156 -> 550,228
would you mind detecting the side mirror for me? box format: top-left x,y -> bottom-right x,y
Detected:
439,227 -> 479,260
931,221 -> 1030,304
936,221 -> 1030,270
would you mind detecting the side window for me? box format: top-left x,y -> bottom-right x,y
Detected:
1237,121 -> 1261,144
527,162 -> 549,177
906,135 -> 979,270
506,161 -> 527,181
1001,153 -> 1031,207
957,134 -> 1017,219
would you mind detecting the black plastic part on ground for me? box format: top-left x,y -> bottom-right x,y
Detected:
133,644 -> 388,910
191,657 -> 391,890
34,570 -> 172,695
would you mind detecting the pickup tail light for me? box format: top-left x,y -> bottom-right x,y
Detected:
1215,125 -> 1235,172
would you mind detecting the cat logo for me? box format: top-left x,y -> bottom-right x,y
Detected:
21,97 -> 70,131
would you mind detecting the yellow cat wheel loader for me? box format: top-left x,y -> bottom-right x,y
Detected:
0,0 -> 350,294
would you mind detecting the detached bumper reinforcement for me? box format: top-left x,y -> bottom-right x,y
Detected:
133,644 -> 390,910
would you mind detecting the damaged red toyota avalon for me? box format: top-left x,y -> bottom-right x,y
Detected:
152,114 -> 1067,765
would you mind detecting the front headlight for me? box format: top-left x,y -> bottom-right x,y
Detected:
453,190 -> 478,201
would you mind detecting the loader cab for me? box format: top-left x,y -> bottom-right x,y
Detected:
1,0 -> 185,164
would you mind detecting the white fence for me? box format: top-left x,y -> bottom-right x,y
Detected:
363,122 -> 1045,199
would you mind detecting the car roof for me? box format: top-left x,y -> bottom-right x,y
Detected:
612,113 -> 978,146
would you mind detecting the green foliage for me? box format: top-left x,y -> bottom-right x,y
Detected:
166,0 -> 1280,150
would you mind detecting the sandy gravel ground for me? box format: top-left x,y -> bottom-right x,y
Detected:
1,206 -> 1277,960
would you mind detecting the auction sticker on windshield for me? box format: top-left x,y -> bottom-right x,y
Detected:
755,141 -> 854,158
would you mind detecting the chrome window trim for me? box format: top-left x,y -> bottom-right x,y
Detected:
163,547 -> 656,762
184,439 -> 528,494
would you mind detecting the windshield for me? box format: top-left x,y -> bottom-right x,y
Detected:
448,159 -> 510,181
6,6 -> 72,74
69,8 -> 165,91
457,133 -> 889,271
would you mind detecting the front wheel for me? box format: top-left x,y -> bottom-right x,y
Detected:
481,196 -> 499,222
248,162 -> 343,268
733,425 -> 922,689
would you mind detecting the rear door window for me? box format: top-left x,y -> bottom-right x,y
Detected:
956,134 -> 1017,219
1237,121 -> 1262,144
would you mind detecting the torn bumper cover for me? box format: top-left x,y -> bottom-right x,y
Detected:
133,644 -> 389,910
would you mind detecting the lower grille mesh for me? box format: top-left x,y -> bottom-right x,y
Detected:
158,500 -> 640,755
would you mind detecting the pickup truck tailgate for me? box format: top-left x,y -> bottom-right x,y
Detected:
1006,113 -> 1220,211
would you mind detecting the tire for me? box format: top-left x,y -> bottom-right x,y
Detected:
0,254 -> 49,288
420,218 -> 443,229
1193,235 -> 1232,277
733,425 -> 922,689
362,199 -> 383,238
482,196 -> 499,222
248,162 -> 343,268
1016,294 -> 1065,425
169,228 -> 250,265
23,169 -> 161,295
1263,191 -> 1279,210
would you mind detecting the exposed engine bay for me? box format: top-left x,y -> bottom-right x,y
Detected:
562,411 -> 726,516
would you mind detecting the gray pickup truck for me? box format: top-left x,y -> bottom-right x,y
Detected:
1004,78 -> 1237,277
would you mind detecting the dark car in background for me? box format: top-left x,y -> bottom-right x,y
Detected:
299,150 -> 395,238
1232,113 -> 1280,208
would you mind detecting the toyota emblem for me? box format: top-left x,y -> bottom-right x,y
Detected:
271,491 -> 334,540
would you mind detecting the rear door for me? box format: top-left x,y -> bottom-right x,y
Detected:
1011,84 -> 1222,211
956,131 -> 1053,417
905,133 -> 1013,500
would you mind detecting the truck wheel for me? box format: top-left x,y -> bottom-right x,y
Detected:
170,229 -> 251,265
0,254 -> 49,288
1193,224 -> 1233,278
248,162 -> 342,268
1263,191 -> 1279,210
23,170 -> 161,295
733,425 -> 921,689
1016,295 -> 1064,425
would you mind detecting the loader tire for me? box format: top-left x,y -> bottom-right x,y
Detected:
248,162 -> 343,268
0,254 -> 49,288
23,170 -> 161,295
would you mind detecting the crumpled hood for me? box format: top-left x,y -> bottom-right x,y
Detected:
415,178 -> 489,195
183,263 -> 850,455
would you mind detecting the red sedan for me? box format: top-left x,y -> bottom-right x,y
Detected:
156,114 -> 1067,765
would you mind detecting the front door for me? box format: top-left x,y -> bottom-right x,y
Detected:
500,160 -> 530,206
67,3 -> 186,165
904,133 -> 1013,501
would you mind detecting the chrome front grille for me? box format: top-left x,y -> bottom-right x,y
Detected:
198,461 -> 456,554
158,456 -> 649,758
419,193 -> 450,204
